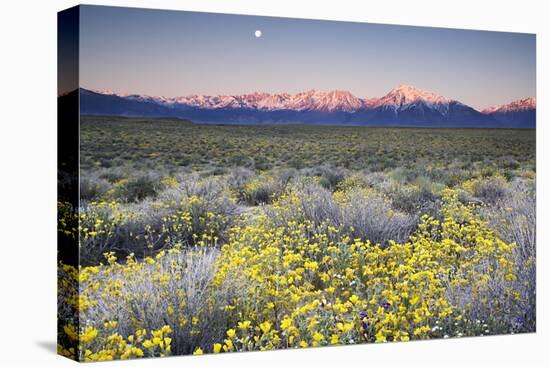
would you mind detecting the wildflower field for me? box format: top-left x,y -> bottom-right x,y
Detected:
58,116 -> 536,361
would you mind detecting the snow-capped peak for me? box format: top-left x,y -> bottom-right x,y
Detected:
482,97 -> 536,114
378,84 -> 452,106
371,84 -> 454,115
90,88 -> 130,97
85,85 -> 534,118
287,90 -> 364,112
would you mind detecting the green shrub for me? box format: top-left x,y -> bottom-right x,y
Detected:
80,177 -> 112,201
390,184 -> 436,215
240,175 -> 283,205
117,175 -> 161,202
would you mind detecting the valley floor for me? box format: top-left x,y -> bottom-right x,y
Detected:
58,117 -> 535,361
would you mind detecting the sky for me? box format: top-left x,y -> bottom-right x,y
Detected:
79,5 -> 536,110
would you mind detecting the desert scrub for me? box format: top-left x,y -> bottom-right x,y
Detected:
78,184 -> 239,265
336,174 -> 369,192
58,188 -> 528,359
340,188 -> 416,245
116,175 -> 163,202
239,174 -> 284,205
58,116 -> 537,360
480,183 -> 536,331
58,248 -> 231,360
80,176 -> 113,202
80,117 -> 535,175
302,165 -> 346,190
212,188 -> 518,350
387,184 -> 438,215
265,182 -> 417,246
463,175 -> 510,204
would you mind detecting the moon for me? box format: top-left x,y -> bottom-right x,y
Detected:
255,30 -> 262,38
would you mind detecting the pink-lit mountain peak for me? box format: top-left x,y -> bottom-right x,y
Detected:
482,97 -> 536,114
379,84 -> 452,106
87,85 -> 534,115
80,86 -> 536,127
289,89 -> 364,112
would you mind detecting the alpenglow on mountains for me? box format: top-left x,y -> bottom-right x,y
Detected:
78,85 -> 536,128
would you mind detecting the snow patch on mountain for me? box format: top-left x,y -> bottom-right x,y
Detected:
372,85 -> 454,115
482,97 -> 536,114
85,85 -> 532,117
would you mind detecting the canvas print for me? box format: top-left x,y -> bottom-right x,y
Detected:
58,5 -> 536,362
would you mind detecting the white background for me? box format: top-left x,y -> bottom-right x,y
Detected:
0,0 -> 548,365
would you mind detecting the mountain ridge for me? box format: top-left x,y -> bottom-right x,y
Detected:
481,97 -> 536,128
77,85 -> 536,128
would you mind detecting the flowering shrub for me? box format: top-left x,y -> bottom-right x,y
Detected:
71,186 -> 238,265
212,188 -> 516,350
238,174 -> 283,205
62,119 -> 536,360
58,186 -> 529,361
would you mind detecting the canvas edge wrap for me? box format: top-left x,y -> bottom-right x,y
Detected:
58,5 -> 81,362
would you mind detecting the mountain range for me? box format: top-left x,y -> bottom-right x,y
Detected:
77,85 -> 536,128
